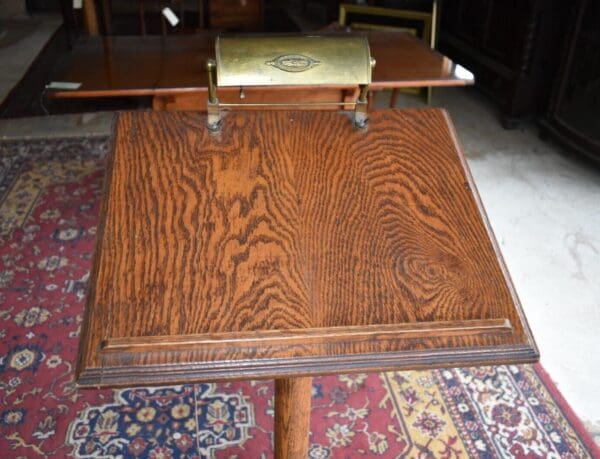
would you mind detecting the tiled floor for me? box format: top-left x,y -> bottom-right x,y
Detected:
0,21 -> 598,445
0,111 -> 114,139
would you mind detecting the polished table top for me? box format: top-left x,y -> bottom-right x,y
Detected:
77,108 -> 537,388
50,31 -> 473,99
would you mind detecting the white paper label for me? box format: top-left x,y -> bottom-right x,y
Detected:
73,0 -> 82,9
46,81 -> 82,90
161,7 -> 180,27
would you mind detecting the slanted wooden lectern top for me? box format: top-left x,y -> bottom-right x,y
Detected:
77,35 -> 538,458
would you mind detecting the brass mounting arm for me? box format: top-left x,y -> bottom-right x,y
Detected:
206,59 -> 221,131
205,35 -> 375,131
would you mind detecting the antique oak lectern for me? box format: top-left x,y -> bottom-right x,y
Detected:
77,35 -> 538,458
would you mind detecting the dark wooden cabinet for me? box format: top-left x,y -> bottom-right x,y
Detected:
439,0 -> 567,128
540,0 -> 600,163
209,0 -> 264,30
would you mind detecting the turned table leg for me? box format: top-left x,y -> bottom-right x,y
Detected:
274,377 -> 312,458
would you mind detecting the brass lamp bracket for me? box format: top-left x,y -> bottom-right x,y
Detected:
206,35 -> 375,131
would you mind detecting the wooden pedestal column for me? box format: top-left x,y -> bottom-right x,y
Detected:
274,377 -> 312,458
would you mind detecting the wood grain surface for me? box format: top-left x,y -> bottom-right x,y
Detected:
77,108 -> 537,388
274,377 -> 312,459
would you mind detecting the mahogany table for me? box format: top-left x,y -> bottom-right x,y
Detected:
77,108 -> 537,458
48,31 -> 473,110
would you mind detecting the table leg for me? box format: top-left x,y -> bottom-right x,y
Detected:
197,0 -> 204,29
101,0 -> 112,35
390,88 -> 399,108
368,90 -> 376,110
83,0 -> 99,36
274,377 -> 312,459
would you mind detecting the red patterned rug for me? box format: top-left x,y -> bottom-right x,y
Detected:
0,137 -> 597,459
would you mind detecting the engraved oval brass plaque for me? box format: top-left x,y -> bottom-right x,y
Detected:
265,54 -> 321,73
216,35 -> 372,87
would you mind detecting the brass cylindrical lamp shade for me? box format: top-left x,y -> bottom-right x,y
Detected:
215,35 -> 372,88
